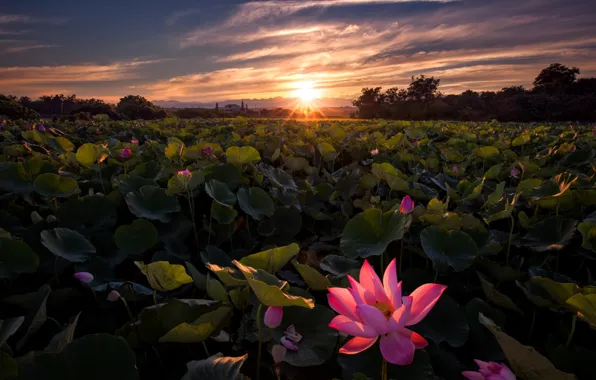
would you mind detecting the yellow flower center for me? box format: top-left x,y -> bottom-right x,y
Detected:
374,302 -> 393,319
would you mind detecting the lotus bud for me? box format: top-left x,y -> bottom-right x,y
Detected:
462,360 -> 516,380
107,290 -> 121,302
37,124 -> 46,132
271,344 -> 287,364
264,306 -> 283,328
119,148 -> 132,160
73,272 -> 94,284
280,336 -> 298,351
511,168 -> 519,177
371,148 -> 379,156
399,195 -> 414,214
131,139 -> 139,144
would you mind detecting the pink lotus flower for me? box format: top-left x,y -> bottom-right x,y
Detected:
107,290 -> 121,302
371,148 -> 379,156
452,164 -> 458,173
131,139 -> 139,144
37,124 -> 46,132
119,148 -> 132,160
201,147 -> 213,157
510,168 -> 519,177
399,196 -> 414,214
462,360 -> 516,380
73,272 -> 94,284
264,306 -> 283,328
328,259 -> 446,365
177,169 -> 192,178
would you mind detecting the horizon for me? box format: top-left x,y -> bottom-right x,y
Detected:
1,0 -> 595,105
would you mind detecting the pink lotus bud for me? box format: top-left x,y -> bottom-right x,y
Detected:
37,124 -> 46,132
452,164 -> 458,172
107,290 -> 121,302
462,360 -> 516,380
399,195 -> 414,214
280,336 -> 298,351
73,272 -> 94,284
201,147 -> 213,156
264,306 -> 283,328
511,168 -> 519,177
271,344 -> 287,364
131,139 -> 139,144
119,148 -> 132,160
371,148 -> 379,156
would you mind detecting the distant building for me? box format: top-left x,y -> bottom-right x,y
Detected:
223,104 -> 241,113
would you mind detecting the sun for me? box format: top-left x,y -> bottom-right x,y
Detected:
293,81 -> 321,103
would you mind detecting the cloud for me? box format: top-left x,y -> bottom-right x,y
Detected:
0,14 -> 68,25
2,44 -> 59,54
165,9 -> 202,26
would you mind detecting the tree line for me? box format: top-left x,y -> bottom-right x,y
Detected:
353,63 -> 596,121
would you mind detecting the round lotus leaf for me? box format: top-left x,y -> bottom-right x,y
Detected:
472,146 -> 500,158
180,353 -> 249,380
225,146 -> 261,165
341,208 -> 408,258
114,219 -> 158,255
33,173 -> 79,198
237,187 -> 275,220
75,143 -> 108,168
205,180 -> 236,207
40,228 -> 96,263
16,333 -> 139,380
125,185 -> 181,223
211,201 -> 237,225
0,239 -> 39,276
420,226 -> 479,273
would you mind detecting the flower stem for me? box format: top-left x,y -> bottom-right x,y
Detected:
382,358 -> 388,380
256,303 -> 263,380
566,314 -> 577,347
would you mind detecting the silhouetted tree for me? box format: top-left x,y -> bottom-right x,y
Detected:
407,75 -> 440,102
117,95 -> 167,120
533,63 -> 580,94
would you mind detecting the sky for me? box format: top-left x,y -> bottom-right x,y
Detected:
1,0 -> 595,106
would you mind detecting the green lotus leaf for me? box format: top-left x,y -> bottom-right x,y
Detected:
239,243 -> 299,273
165,138 -> 185,160
134,261 -> 193,292
206,275 -> 229,303
180,353 -> 249,380
205,179 -> 236,207
420,226 -> 478,272
412,294 -> 469,347
473,146 -> 500,158
317,142 -> 338,161
76,143 -> 108,168
33,173 -> 79,198
478,272 -> 523,314
211,201 -> 237,224
484,163 -> 503,179
341,208 -> 408,258
0,239 -> 39,276
41,228 -> 96,262
206,264 -> 247,287
566,293 -> 596,327
16,334 -> 139,380
159,305 -> 232,343
284,156 -> 310,172
114,219 -> 158,255
226,146 -> 261,165
521,216 -> 577,252
292,260 -> 331,290
45,312 -> 80,354
166,171 -> 205,195
512,134 -> 531,146
237,187 -> 275,220
530,277 -> 580,306
578,221 -> 596,252
125,185 -> 181,222
46,136 -> 75,153
118,175 -> 157,194
56,195 -> 117,231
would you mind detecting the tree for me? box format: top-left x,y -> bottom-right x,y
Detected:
241,101 -> 245,111
533,63 -> 579,93
407,75 -> 440,102
117,95 -> 167,120
215,102 -> 219,112
353,87 -> 385,118
0,94 -> 40,120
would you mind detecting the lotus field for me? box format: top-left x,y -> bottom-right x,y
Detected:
1,117 -> 596,380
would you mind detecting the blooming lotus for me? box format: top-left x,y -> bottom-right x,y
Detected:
177,169 -> 192,178
399,195 -> 414,214
328,259 -> 446,365
73,272 -> 94,284
119,148 -> 132,160
131,139 -> 139,144
510,168 -> 519,178
452,164 -> 459,173
371,148 -> 379,156
264,306 -> 283,328
462,360 -> 516,380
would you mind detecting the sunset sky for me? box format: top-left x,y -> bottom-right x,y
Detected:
1,0 -> 595,106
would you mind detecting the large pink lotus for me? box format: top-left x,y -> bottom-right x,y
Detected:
328,259 -> 446,365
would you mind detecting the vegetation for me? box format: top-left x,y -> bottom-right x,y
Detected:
0,117 -> 595,380
353,63 -> 596,121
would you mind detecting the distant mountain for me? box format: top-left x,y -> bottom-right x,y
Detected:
153,97 -> 354,109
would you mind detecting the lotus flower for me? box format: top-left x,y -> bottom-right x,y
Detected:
328,259 -> 446,365
107,290 -> 121,302
510,168 -> 519,178
452,164 -> 459,172
462,360 -> 516,380
371,148 -> 379,156
37,124 -> 46,132
119,148 -> 132,160
73,272 -> 94,284
264,306 -> 283,328
131,139 -> 139,144
178,169 -> 192,178
399,195 -> 414,214
201,147 -> 213,157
